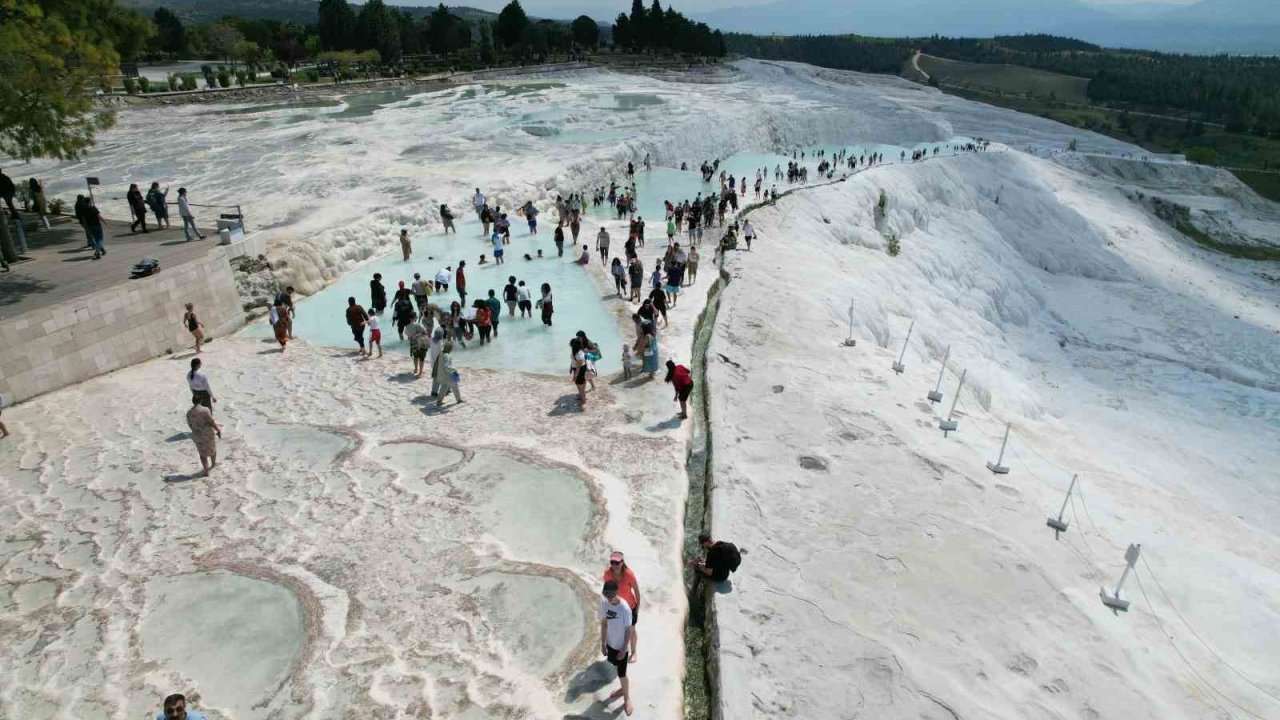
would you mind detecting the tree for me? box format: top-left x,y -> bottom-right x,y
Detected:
426,5 -> 471,56
571,15 -> 598,50
648,0 -> 663,48
531,20 -> 570,57
209,24 -> 245,62
613,14 -> 631,50
153,7 -> 187,55
495,0 -> 530,49
478,21 -> 496,64
318,0 -> 357,51
358,0 -> 401,64
397,10 -> 423,57
0,0 -> 151,162
235,41 -> 263,71
1185,146 -> 1218,165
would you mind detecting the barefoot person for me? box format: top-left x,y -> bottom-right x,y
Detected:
186,394 -> 222,477
406,313 -> 429,377
186,358 -> 215,412
570,337 -> 589,408
434,342 -> 462,407
599,580 -> 638,716
182,303 -> 205,354
346,296 -> 371,358
665,359 -> 694,419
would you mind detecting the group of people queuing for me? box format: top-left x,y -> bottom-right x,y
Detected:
121,182 -> 206,240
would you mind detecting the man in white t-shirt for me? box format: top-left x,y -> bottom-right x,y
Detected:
434,267 -> 451,293
598,579 -> 637,716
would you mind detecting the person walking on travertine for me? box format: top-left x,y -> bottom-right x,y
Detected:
598,579 -> 637,716
182,303 -> 205,354
186,393 -> 222,477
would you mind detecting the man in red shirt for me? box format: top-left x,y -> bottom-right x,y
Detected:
345,296 -> 370,358
455,260 -> 468,307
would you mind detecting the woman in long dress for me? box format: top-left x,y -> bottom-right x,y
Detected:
635,326 -> 659,379
186,398 -> 223,476
270,301 -> 289,351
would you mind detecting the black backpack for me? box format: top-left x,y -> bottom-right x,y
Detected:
716,542 -> 742,573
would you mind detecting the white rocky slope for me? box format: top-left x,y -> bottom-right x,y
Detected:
705,149 -> 1280,719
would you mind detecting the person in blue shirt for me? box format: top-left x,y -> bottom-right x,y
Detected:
156,693 -> 206,720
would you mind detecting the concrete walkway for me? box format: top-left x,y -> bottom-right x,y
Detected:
1,213 -> 216,320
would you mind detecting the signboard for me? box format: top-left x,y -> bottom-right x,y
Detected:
86,177 -> 100,186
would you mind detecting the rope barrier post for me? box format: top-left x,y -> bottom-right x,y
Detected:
1047,473 -> 1076,538
892,320 -> 913,374
841,300 -> 857,347
939,369 -> 965,434
986,422 -> 1012,474
927,345 -> 950,403
1101,543 -> 1141,613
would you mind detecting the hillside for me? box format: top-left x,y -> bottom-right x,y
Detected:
120,0 -> 499,25
914,53 -> 1090,104
698,0 -> 1280,54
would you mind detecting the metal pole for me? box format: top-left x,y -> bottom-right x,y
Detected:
1056,474 -> 1077,522
237,204 -> 245,233
987,422 -> 1012,474
892,321 -> 914,373
933,346 -> 950,393
944,369 -> 965,422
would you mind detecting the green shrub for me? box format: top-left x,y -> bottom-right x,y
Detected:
123,77 -> 138,94
181,74 -> 198,91
886,234 -> 901,256
235,70 -> 248,86
48,198 -> 66,215
138,77 -> 151,93
169,75 -> 180,91
217,71 -> 231,88
1185,146 -> 1218,165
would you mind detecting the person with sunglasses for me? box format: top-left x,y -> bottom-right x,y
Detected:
603,551 -> 641,627
155,693 -> 206,720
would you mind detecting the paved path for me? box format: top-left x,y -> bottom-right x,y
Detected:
1,213 -> 216,319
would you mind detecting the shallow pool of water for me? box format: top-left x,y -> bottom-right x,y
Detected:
461,450 -> 596,567
245,141 -> 978,374
139,570 -> 304,714
452,571 -> 587,678
244,218 -> 624,375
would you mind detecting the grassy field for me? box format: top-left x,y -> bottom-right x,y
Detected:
915,53 -> 1090,103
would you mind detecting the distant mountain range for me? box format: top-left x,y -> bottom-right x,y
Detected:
695,0 -> 1280,54
119,0 -> 1280,54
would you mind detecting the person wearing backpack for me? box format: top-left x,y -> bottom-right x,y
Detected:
689,531 -> 741,587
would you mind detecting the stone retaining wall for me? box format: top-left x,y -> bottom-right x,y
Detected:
0,249 -> 243,405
